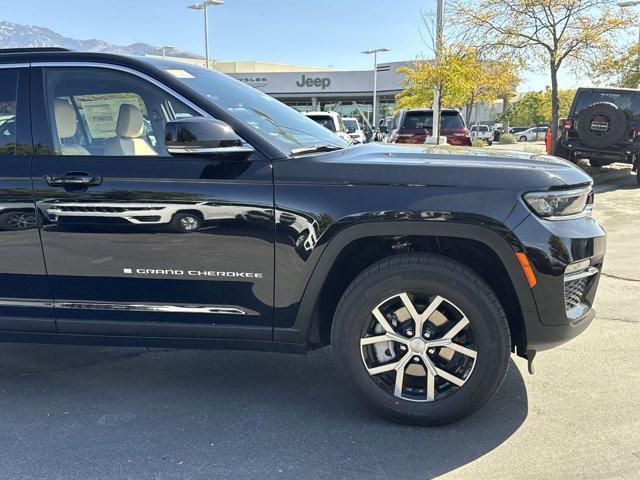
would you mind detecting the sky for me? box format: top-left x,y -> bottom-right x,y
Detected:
4,0 -> 593,92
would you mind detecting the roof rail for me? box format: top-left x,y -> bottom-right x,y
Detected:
0,47 -> 71,54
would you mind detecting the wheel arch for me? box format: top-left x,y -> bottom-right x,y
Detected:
276,221 -> 539,356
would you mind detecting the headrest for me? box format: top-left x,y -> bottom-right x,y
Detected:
116,104 -> 145,138
54,99 -> 77,139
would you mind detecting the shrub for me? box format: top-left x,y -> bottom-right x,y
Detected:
500,133 -> 517,144
471,139 -> 486,147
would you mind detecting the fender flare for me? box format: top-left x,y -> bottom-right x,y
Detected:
279,220 -> 539,346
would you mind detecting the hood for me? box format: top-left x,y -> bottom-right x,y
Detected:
282,143 -> 592,191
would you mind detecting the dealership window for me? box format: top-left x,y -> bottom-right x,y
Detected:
0,69 -> 19,156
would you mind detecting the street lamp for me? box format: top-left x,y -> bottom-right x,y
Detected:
363,48 -> 390,133
161,45 -> 175,59
188,0 -> 224,69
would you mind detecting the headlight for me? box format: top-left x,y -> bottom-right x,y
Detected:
523,186 -> 593,219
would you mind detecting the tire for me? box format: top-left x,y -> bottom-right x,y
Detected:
576,102 -> 627,149
519,136 -> 527,142
331,253 -> 510,425
170,212 -> 202,233
636,169 -> 640,186
552,139 -> 572,161
487,139 -> 493,146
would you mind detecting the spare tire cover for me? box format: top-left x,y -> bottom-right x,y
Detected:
576,102 -> 627,149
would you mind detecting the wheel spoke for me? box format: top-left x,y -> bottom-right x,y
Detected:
426,370 -> 436,401
360,332 -> 407,347
435,367 -> 466,387
447,342 -> 477,359
399,293 -> 444,336
372,306 -> 396,334
442,316 -> 470,340
366,353 -> 409,376
393,355 -> 412,397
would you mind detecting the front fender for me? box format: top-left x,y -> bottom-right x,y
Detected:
274,220 -> 540,350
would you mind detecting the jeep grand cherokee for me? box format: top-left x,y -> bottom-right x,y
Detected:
0,48 -> 605,425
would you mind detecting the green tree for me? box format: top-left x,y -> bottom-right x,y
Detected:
452,0 -> 636,144
594,44 -> 640,88
499,89 -> 575,126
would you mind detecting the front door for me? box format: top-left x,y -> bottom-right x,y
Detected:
30,65 -> 274,339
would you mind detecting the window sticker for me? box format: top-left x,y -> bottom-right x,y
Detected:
79,96 -> 144,139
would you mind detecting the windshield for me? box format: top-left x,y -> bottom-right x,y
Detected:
154,61 -> 348,154
343,119 -> 359,133
306,114 -> 336,132
575,90 -> 640,117
401,111 -> 465,130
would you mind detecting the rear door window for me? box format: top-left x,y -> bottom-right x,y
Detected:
575,90 -> 640,118
401,111 -> 464,130
0,69 -> 19,155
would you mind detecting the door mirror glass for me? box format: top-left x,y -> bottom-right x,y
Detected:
165,117 -> 254,157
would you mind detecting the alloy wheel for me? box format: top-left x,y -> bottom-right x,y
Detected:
179,216 -> 200,231
360,292 -> 477,403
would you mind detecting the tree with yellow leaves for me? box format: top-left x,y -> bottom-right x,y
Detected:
452,0 -> 636,144
396,48 -> 519,127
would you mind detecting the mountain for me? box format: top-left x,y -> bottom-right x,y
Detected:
0,21 -> 203,59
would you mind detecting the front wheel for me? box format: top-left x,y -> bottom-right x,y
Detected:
170,212 -> 202,233
519,136 -> 527,142
331,253 -> 510,425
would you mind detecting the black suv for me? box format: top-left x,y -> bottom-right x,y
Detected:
555,87 -> 640,183
0,48 -> 605,425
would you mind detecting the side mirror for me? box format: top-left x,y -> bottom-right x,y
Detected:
165,117 -> 255,157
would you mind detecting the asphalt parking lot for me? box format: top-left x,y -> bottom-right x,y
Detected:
0,165 -> 638,480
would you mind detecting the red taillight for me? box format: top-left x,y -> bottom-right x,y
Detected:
635,125 -> 640,137
562,119 -> 574,131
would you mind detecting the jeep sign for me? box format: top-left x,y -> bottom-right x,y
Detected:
296,75 -> 331,90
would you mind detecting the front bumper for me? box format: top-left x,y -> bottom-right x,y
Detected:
513,213 -> 606,352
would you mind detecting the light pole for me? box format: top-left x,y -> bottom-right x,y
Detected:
432,0 -> 445,144
619,1 -> 640,44
161,45 -> 175,59
619,0 -> 640,83
363,48 -> 390,134
188,0 -> 224,69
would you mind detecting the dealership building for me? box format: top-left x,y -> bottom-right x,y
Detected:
161,56 -> 502,128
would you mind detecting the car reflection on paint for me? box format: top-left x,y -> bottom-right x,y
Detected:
34,199 -> 321,249
36,199 -> 257,233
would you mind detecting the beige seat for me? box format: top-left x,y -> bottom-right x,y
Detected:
54,99 -> 90,156
104,104 -> 157,156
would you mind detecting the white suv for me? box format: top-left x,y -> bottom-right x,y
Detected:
342,117 -> 366,144
303,111 -> 352,142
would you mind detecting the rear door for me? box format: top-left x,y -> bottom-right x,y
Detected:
30,64 -> 274,339
0,64 -> 55,332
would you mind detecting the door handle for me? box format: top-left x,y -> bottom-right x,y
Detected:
45,173 -> 103,187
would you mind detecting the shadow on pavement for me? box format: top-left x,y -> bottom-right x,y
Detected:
0,344 -> 528,480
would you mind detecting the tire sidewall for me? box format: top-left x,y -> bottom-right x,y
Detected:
332,255 -> 509,424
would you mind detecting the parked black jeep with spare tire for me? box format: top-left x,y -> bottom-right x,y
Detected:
554,87 -> 640,184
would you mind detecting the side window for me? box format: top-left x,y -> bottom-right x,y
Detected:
0,69 -> 19,156
43,67 -> 200,156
